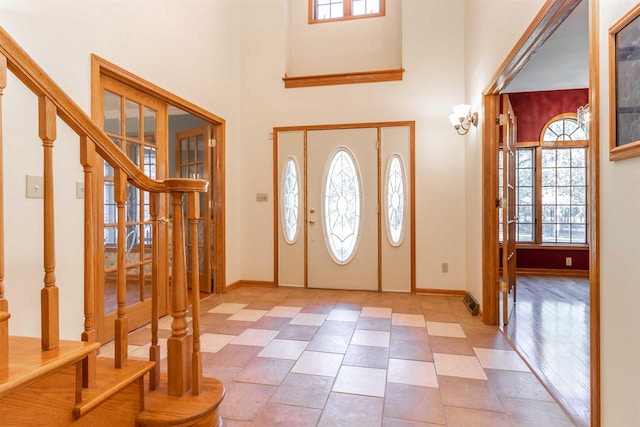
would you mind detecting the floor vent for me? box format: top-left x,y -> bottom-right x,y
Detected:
463,292 -> 479,316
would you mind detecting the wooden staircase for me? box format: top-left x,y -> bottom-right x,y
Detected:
0,26 -> 224,426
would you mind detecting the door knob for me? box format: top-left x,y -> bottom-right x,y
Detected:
309,208 -> 316,214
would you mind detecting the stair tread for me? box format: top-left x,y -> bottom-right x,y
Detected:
0,336 -> 100,399
136,375 -> 225,426
73,357 -> 155,418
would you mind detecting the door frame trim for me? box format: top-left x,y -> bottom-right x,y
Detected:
480,1 -> 599,425
90,55 -> 227,303
273,121 -> 415,292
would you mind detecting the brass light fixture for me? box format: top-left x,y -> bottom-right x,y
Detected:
448,104 -> 478,135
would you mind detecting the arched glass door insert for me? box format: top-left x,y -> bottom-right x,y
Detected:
282,157 -> 300,243
385,154 -> 406,246
323,148 -> 362,264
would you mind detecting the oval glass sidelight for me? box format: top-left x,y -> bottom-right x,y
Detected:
282,157 -> 300,243
385,154 -> 406,246
323,148 -> 362,264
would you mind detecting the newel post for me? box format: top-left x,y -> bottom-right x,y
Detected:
38,95 -> 59,351
0,53 -> 9,377
167,191 -> 192,396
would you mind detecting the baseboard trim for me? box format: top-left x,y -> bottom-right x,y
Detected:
226,280 -> 276,291
414,288 -> 466,296
517,268 -> 589,277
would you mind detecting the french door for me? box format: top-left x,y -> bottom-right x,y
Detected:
175,125 -> 213,293
275,124 -> 413,292
97,76 -> 169,342
501,94 -> 517,325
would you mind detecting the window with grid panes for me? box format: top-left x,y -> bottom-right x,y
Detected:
498,148 -> 535,243
311,0 -> 384,22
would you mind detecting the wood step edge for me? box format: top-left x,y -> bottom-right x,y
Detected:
0,336 -> 100,399
73,357 -> 155,419
136,376 -> 225,426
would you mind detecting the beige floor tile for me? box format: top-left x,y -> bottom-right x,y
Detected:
391,313 -> 426,327
351,330 -> 391,348
218,382 -> 276,421
289,312 -> 327,326
384,383 -> 445,425
202,344 -> 262,368
383,418 -> 443,426
361,306 -> 393,318
318,393 -> 383,427
231,328 -> 279,347
473,347 -> 530,372
257,338 -> 308,360
389,339 -> 433,361
343,344 -> 390,369
443,406 -> 510,427
317,320 -> 356,337
276,325 -> 319,340
390,325 -> 430,342
356,317 -> 392,331
433,352 -> 487,380
253,402 -> 321,426
387,358 -> 438,388
199,333 -> 236,353
227,309 -> 268,322
270,373 -> 334,409
426,321 -> 467,338
332,365 -> 387,397
265,305 -> 303,318
208,302 -> 247,315
429,336 -> 475,356
306,334 -> 351,354
485,369 -> 554,402
500,397 -> 575,426
326,309 -> 361,322
291,350 -> 344,377
438,375 -> 503,412
234,357 -> 295,386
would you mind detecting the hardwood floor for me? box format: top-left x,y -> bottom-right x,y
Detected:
502,275 -> 589,427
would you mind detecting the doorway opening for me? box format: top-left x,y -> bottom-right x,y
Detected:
481,1 -> 598,426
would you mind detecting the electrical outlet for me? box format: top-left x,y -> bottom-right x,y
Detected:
256,192 -> 268,202
441,262 -> 449,273
565,257 -> 572,267
26,175 -> 44,198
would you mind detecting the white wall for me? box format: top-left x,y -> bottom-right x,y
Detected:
286,0 -> 402,75
598,2 -> 640,424
0,0 -> 244,338
463,0 -> 546,305
237,0 -> 468,290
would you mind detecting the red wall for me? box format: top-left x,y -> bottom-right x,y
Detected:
499,247 -> 589,271
508,89 -> 589,142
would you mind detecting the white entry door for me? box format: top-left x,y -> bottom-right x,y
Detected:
307,128 -> 378,290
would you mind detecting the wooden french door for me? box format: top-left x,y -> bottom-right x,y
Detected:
175,125 -> 213,293
97,76 -> 169,342
501,94 -> 517,325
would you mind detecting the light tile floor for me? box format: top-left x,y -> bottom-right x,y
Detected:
108,286 -> 576,426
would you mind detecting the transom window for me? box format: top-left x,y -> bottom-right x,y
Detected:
311,0 -> 384,22
499,114 -> 588,245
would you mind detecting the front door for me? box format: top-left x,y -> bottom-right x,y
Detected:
98,76 -> 169,342
175,125 -> 213,293
307,128 -> 378,290
501,94 -> 517,325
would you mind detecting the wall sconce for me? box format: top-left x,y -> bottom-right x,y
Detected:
448,104 -> 478,135
577,103 -> 590,138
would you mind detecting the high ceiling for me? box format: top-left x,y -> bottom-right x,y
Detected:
504,0 -> 588,93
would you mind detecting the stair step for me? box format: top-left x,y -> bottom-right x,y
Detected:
136,375 -> 225,426
73,357 -> 155,419
0,336 -> 100,399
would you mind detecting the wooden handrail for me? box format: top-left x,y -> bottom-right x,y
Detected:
0,26 -> 207,195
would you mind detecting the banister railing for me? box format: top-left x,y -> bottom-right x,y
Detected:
0,24 -> 208,399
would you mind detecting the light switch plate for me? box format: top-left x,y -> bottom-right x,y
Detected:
26,175 -> 44,199
76,181 -> 85,199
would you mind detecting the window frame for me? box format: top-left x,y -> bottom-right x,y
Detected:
308,0 -> 386,24
499,113 -> 589,247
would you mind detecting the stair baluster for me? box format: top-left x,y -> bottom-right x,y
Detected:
0,53 -> 8,378
148,192 -> 161,391
114,168 -> 128,368
38,95 -> 59,351
168,191 -> 191,396
79,136 -> 97,387
187,192 -> 202,395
